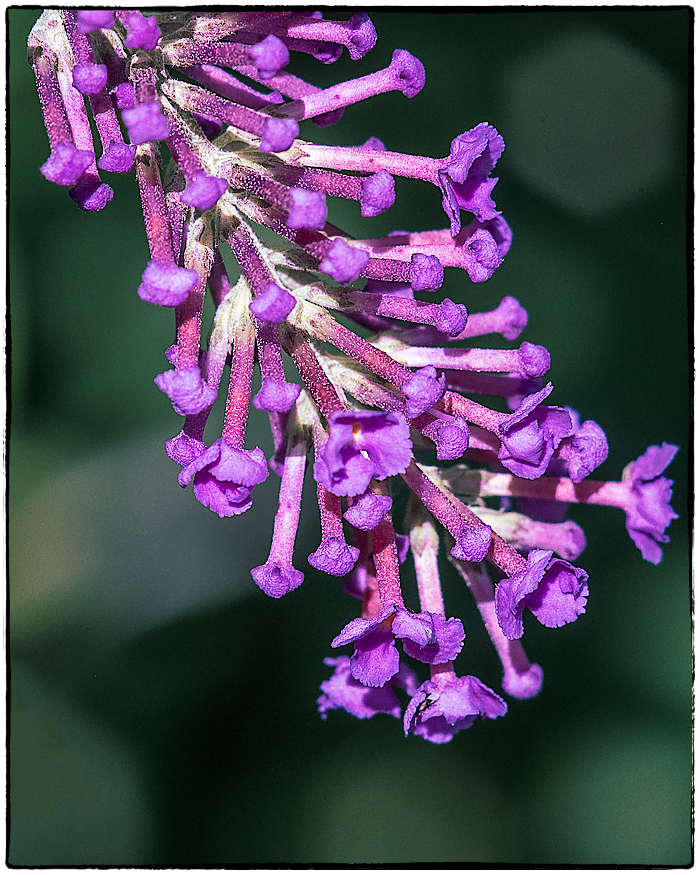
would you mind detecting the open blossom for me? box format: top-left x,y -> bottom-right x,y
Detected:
331,604 -> 465,687
30,8 -> 680,743
314,411 -> 413,497
404,669 -> 508,744
494,549 -> 589,640
622,443 -> 679,564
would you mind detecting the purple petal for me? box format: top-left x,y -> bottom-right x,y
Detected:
69,177 -> 114,212
252,379 -> 300,412
137,261 -> 199,307
314,410 -> 412,497
154,365 -> 217,416
260,117 -> 298,153
97,142 -> 136,173
181,173 -> 228,209
423,416 -> 470,461
343,492 -> 392,531
360,170 -> 395,217
450,524 -> 492,562
249,34 -> 290,80
319,238 -> 370,284
409,253 -> 443,292
308,538 -> 360,576
165,432 -> 207,466
72,62 -> 108,94
350,626 -> 400,687
402,366 -> 446,418
40,143 -> 93,187
122,101 -> 169,144
401,613 -> 465,664
317,656 -> 401,720
287,188 -> 327,230
251,562 -> 304,598
249,282 -> 296,323
123,11 -> 161,51
76,10 -> 114,33
566,419 -> 609,482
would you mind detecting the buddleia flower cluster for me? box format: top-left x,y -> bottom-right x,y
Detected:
29,9 -> 680,744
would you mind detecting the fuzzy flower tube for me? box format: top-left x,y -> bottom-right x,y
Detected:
30,9 -> 680,744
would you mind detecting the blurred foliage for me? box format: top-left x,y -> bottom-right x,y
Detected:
9,8 -> 690,866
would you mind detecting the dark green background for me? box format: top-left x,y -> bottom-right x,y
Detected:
9,8 -> 690,866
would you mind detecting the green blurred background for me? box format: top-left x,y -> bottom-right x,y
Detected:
9,8 -> 690,866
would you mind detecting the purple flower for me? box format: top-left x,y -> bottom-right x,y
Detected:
332,605 -> 465,687
249,282 -> 296,323
566,418 -> 609,482
313,410 -> 413,497
69,177 -> 114,212
123,11 -> 161,51
72,63 -> 108,95
343,492 -> 392,531
308,538 -> 360,576
249,34 -> 290,80
252,379 -> 300,413
250,561 -> 304,599
181,173 -> 228,210
623,443 -> 679,564
260,117 -> 298,153
179,439 -> 268,518
402,365 -> 446,418
495,549 -> 589,640
40,143 -> 93,187
498,383 -> 574,480
360,170 -> 395,217
76,10 -> 114,34
400,613 -> 465,664
137,261 -> 199,307
319,238 -> 370,283
318,656 -> 417,721
165,432 -> 207,466
287,189 -> 328,230
410,253 -> 444,292
122,101 -> 169,145
450,523 -> 493,562
97,142 -> 137,173
438,123 -> 505,235
423,416 -> 470,461
110,83 -> 134,110
404,672 -> 507,744
154,366 -> 217,416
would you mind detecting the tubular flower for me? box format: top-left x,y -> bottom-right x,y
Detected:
30,9 -> 680,743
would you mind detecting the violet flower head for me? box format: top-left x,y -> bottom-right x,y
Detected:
319,238 -> 371,283
498,383 -> 574,479
622,443 -> 679,564
179,440 -> 268,518
332,604 -> 465,687
314,410 -> 413,497
137,261 -> 199,307
439,123 -> 505,236
495,549 -> 589,640
76,10 -> 114,33
154,366 -> 217,416
287,189 -> 328,230
29,8 -> 680,744
404,671 -> 507,744
402,366 -> 446,418
123,11 -> 161,51
181,173 -> 228,210
122,101 -> 169,144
